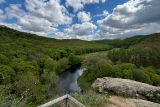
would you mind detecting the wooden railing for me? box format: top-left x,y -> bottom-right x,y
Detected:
38,94 -> 86,107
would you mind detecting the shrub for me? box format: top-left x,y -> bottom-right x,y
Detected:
132,69 -> 152,84
0,54 -> 9,65
72,93 -> 108,107
0,65 -> 15,84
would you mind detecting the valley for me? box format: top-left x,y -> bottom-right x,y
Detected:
0,26 -> 160,107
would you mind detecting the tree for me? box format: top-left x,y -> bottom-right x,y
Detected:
10,58 -> 39,75
0,54 -> 9,65
44,57 -> 59,73
69,53 -> 82,66
132,69 -> 152,84
58,57 -> 70,73
0,65 -> 15,84
15,72 -> 44,104
82,56 -> 113,84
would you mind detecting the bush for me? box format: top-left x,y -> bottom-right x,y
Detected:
69,54 -> 82,66
80,56 -> 113,88
0,54 -> 9,65
132,69 -> 152,84
10,58 -> 39,75
0,65 -> 15,84
79,55 -> 160,89
72,93 -> 108,107
57,57 -> 70,73
44,57 -> 59,73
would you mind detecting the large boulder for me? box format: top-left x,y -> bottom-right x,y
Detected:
92,77 -> 160,103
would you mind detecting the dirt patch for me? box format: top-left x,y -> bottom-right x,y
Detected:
105,96 -> 160,107
106,96 -> 136,107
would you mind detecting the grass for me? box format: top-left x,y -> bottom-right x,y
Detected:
78,74 -> 91,89
79,51 -> 109,59
71,93 -> 108,107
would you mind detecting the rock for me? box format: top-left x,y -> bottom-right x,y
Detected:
106,96 -> 160,107
108,96 -> 136,107
130,99 -> 160,107
92,77 -> 160,103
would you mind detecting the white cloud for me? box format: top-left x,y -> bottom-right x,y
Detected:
0,9 -> 5,21
97,0 -> 160,39
18,15 -> 57,33
66,0 -> 106,11
3,0 -> 72,36
5,4 -> 26,19
25,0 -> 72,26
1,0 -> 160,40
54,22 -> 97,40
101,10 -> 109,17
0,0 -> 5,4
77,11 -> 91,22
94,10 -> 109,17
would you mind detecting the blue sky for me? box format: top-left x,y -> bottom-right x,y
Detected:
0,0 -> 160,40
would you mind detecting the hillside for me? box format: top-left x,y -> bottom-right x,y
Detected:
95,35 -> 149,48
0,25 -> 160,107
0,25 -> 111,107
78,33 -> 160,92
107,33 -> 160,67
130,33 -> 160,50
95,33 -> 160,50
0,25 -> 111,56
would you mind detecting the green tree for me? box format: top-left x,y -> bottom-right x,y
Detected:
58,57 -> 70,73
0,65 -> 15,84
0,54 -> 9,65
132,69 -> 152,84
44,57 -> 59,73
69,53 -> 82,66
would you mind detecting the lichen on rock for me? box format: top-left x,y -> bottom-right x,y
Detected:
92,77 -> 160,103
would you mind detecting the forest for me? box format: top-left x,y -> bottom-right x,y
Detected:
0,25 -> 111,106
0,25 -> 160,106
79,33 -> 160,88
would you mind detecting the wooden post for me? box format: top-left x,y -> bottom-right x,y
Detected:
65,97 -> 68,107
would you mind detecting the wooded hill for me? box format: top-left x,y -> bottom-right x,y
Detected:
107,33 -> 160,67
95,34 -> 150,48
0,25 -> 160,106
0,25 -> 111,107
79,33 -> 160,93
0,25 -> 111,57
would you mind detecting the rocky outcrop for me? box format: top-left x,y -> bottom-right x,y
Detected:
107,96 -> 160,107
92,77 -> 160,103
131,99 -> 160,107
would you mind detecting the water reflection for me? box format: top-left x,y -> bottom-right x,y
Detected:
59,68 -> 83,93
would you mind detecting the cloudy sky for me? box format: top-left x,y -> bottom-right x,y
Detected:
0,0 -> 160,40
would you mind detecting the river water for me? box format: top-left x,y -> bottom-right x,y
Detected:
59,68 -> 83,93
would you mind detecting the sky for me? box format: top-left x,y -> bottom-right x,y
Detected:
0,0 -> 160,40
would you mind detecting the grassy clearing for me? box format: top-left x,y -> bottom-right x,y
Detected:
71,93 -> 108,107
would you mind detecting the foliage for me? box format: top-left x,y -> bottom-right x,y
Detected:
71,93 -> 108,107
95,35 -> 147,48
0,65 -> 15,84
0,25 -> 112,106
1,25 -> 160,106
79,56 -> 160,89
107,33 -> 160,67
0,54 -> 9,65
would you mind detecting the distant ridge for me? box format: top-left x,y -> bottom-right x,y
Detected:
94,33 -> 160,48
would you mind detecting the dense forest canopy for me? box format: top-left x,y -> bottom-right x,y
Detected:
79,33 -> 160,90
0,25 -> 160,106
0,25 -> 111,106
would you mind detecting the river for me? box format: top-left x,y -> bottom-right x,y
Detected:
59,68 -> 83,93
